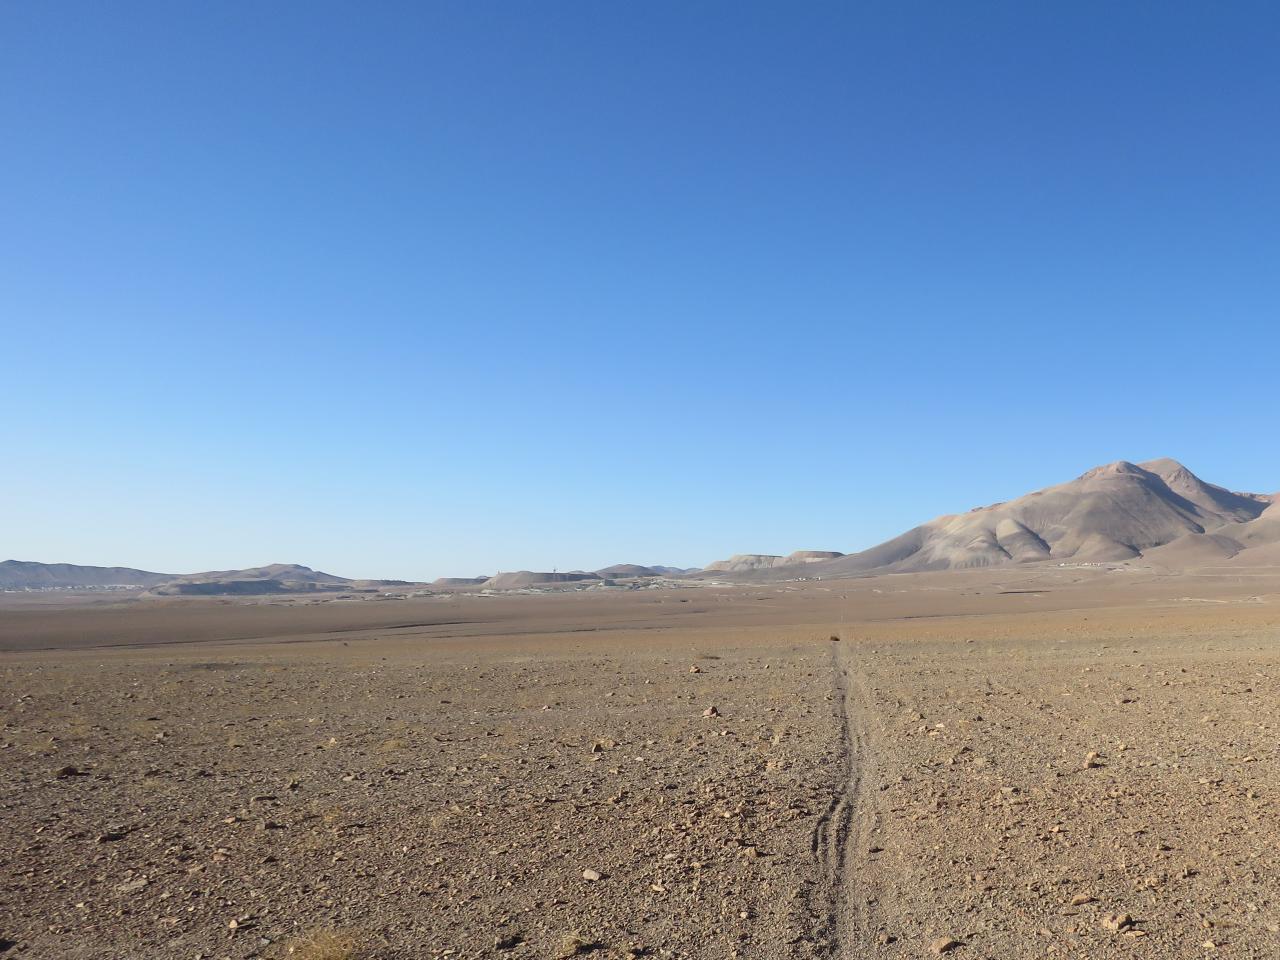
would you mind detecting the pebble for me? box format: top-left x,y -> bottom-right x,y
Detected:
582,869 -> 602,882
930,936 -> 961,954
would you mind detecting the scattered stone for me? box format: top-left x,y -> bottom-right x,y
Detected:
557,933 -> 602,957
54,765 -> 82,779
1070,893 -> 1095,906
582,868 -> 603,882
930,936 -> 961,954
1102,913 -> 1134,932
702,706 -> 719,718
689,665 -> 701,673
1084,751 -> 1103,769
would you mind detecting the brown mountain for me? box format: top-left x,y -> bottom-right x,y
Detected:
749,459 -> 1275,578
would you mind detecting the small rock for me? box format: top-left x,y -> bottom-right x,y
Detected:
930,937 -> 961,954
1070,893 -> 1095,906
689,665 -> 701,673
702,706 -> 719,718
1102,912 -> 1134,932
582,868 -> 603,882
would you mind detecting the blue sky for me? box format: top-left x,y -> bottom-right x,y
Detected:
3,2 -> 1278,579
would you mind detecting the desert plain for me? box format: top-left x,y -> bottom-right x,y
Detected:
3,563 -> 1280,960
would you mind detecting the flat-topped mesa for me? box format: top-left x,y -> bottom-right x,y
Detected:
703,551 -> 845,573
482,571 -> 601,589
703,554 -> 785,572
785,550 -> 845,564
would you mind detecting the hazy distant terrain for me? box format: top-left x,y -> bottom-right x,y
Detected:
6,459 -> 1277,598
0,562 -> 367,596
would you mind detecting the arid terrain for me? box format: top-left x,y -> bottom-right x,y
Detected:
3,563 -> 1280,959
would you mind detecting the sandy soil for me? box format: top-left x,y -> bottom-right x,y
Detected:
2,566 -> 1280,959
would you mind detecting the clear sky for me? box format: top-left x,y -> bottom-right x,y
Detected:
3,2 -> 1278,580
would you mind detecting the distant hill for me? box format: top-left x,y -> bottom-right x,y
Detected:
595,563 -> 671,578
1,561 -> 368,596
0,560 -> 173,590
703,551 -> 844,573
483,571 -> 601,589
703,554 -> 785,572
151,564 -> 354,596
164,563 -> 350,585
595,563 -> 656,578
744,458 -> 1275,579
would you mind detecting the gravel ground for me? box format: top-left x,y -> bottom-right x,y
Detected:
3,575 -> 1280,959
1,629 -> 842,959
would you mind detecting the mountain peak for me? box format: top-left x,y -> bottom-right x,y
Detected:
781,458 -> 1274,578
1079,459 -> 1146,480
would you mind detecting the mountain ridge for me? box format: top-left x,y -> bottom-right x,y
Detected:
729,458 -> 1275,580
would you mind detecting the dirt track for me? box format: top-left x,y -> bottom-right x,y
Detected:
3,569 -> 1280,958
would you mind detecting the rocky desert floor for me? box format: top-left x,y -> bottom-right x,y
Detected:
3,565 -> 1280,959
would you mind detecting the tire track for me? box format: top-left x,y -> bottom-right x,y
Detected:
809,642 -> 881,957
